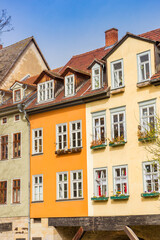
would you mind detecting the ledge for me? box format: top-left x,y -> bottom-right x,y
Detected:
111,87 -> 125,95
32,153 -> 43,156
90,144 -> 107,150
141,192 -> 160,198
137,81 -> 150,88
110,195 -> 129,200
109,141 -> 126,147
56,198 -> 84,202
138,137 -> 157,142
31,200 -> 44,203
55,147 -> 82,155
91,197 -> 109,201
150,78 -> 160,86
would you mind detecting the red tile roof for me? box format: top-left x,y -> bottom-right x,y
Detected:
151,71 -> 160,80
139,28 -> 160,42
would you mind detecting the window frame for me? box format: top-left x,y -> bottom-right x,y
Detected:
32,175 -> 43,202
14,89 -> 21,103
143,161 -> 159,193
0,180 -> 7,205
111,59 -> 124,90
70,120 -> 82,149
13,132 -> 21,158
1,135 -> 8,160
37,80 -> 54,103
137,50 -> 151,83
92,64 -> 101,90
65,74 -> 75,97
1,117 -> 7,125
70,170 -> 83,199
56,172 -> 68,200
113,165 -> 128,195
92,111 -> 106,143
14,114 -> 20,122
12,179 -> 21,204
110,106 -> 126,141
93,167 -> 108,197
32,128 -> 43,155
56,123 -> 68,150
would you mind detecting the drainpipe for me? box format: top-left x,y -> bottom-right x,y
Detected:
17,103 -> 31,240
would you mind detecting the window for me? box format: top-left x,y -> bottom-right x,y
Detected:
56,123 -> 67,150
14,89 -> 21,102
111,59 -> 124,89
92,111 -> 106,143
143,162 -> 159,192
113,165 -> 128,195
32,129 -> 43,154
38,80 -> 54,103
32,175 -> 43,201
139,99 -> 156,133
110,107 -> 126,141
33,218 -> 41,223
1,135 -> 8,160
65,75 -> 74,97
12,179 -> 20,203
57,172 -> 68,200
92,65 -> 100,90
13,133 -> 21,158
0,181 -> 7,204
15,114 -> 20,121
71,170 -> 83,198
1,117 -> 7,124
70,120 -> 82,148
137,51 -> 151,82
94,168 -> 108,197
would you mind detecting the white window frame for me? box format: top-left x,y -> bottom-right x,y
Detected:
32,128 -> 43,154
143,161 -> 159,193
56,123 -> 68,150
65,75 -> 75,97
92,111 -> 106,143
37,80 -> 54,103
71,170 -> 83,199
94,167 -> 108,197
110,106 -> 126,141
139,99 -> 156,133
113,165 -> 128,195
111,59 -> 124,89
32,175 -> 43,202
92,64 -> 101,90
56,172 -> 68,200
137,50 -> 151,82
70,120 -> 82,148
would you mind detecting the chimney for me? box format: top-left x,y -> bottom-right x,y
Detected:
0,44 -> 3,50
105,28 -> 118,48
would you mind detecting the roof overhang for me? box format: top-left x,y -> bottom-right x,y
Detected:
34,70 -> 64,84
61,66 -> 91,77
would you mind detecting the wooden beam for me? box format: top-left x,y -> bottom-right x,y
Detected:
124,226 -> 139,240
72,227 -> 84,240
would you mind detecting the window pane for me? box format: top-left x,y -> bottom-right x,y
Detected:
114,62 -> 121,70
140,54 -> 148,63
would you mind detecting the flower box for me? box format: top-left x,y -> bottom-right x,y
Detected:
90,144 -> 107,150
109,141 -> 126,147
138,136 -> 157,142
68,147 -> 82,153
141,192 -> 160,198
55,149 -> 68,155
110,195 -> 129,200
91,197 -> 109,201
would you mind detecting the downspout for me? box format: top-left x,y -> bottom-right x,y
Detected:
17,104 -> 31,240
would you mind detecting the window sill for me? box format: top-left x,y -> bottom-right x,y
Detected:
90,144 -> 107,150
32,153 -> 43,156
12,156 -> 21,160
111,86 -> 125,95
137,80 -> 150,88
55,147 -> 82,155
0,158 -> 9,161
141,192 -> 160,198
110,195 -> 129,200
31,200 -> 44,203
138,137 -> 157,142
91,197 -> 109,201
56,198 -> 84,202
109,141 -> 126,147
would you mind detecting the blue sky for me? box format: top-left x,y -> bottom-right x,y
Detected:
1,0 -> 160,69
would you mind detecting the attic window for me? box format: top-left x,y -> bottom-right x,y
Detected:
37,80 -> 54,103
65,75 -> 74,97
14,89 -> 21,102
92,65 -> 101,90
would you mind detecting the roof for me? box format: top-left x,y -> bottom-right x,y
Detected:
151,71 -> 160,80
60,66 -> 91,77
0,36 -> 50,84
139,28 -> 160,42
10,80 -> 37,89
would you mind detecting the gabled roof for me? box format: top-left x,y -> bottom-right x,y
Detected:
10,80 -> 37,89
34,70 -> 63,84
0,36 -> 50,84
60,66 -> 91,77
88,59 -> 106,69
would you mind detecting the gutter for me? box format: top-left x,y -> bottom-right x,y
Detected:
17,104 -> 31,240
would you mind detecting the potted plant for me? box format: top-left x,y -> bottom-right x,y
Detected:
90,139 -> 106,149
137,125 -> 156,142
108,136 -> 125,147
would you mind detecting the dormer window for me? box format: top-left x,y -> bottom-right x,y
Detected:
14,89 -> 21,102
65,75 -> 74,97
92,65 -> 101,90
38,80 -> 54,103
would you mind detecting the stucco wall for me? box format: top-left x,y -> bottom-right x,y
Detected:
86,37 -> 160,216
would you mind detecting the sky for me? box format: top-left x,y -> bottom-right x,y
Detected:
1,0 -> 160,69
